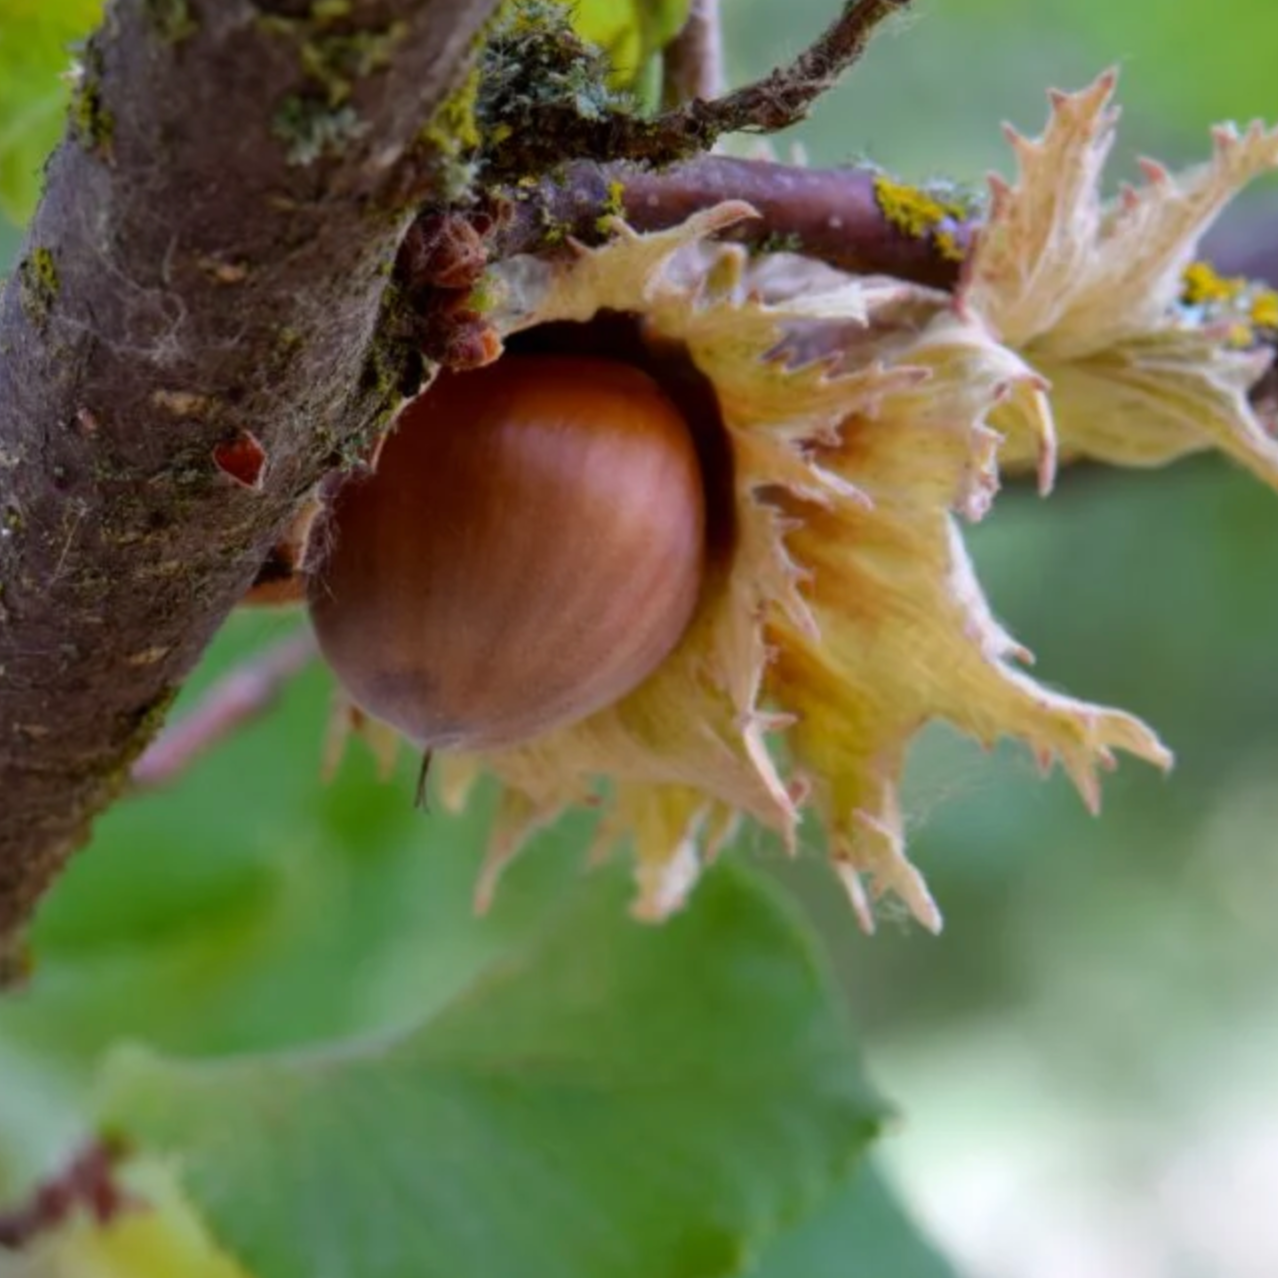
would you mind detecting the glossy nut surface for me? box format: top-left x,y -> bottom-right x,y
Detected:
308,354 -> 707,751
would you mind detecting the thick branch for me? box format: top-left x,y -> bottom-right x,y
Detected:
487,157 -> 969,290
0,0 -> 499,982
485,157 -> 1277,414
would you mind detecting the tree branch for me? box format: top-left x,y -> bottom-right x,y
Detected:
485,157 -> 969,290
482,156 -> 1277,412
479,0 -> 911,175
0,0 -> 500,984
660,0 -> 907,138
131,629 -> 316,790
661,0 -> 725,110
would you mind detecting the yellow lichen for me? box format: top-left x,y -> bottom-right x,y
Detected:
595,179 -> 626,234
18,246 -> 59,328
1250,288 -> 1278,330
1182,259 -> 1245,306
965,72 -> 1278,489
69,45 -> 115,157
934,227 -> 964,263
873,175 -> 966,245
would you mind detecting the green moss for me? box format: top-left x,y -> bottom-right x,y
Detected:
467,276 -> 497,313
260,11 -> 423,164
272,96 -> 367,166
475,0 -> 635,180
69,51 -> 115,158
300,22 -> 408,105
18,248 -> 59,329
258,9 -> 407,103
143,0 -> 197,42
139,687 -> 178,736
593,177 -> 625,234
431,63 -> 482,155
754,231 -> 805,256
414,54 -> 486,202
348,282 -> 421,458
116,687 -> 180,777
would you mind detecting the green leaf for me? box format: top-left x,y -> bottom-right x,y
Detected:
0,0 -> 104,223
98,865 -> 886,1278
749,1162 -> 959,1278
571,0 -> 691,86
4,618 -> 578,1070
0,615 -> 590,1186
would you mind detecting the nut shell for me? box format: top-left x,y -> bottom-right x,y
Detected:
308,355 -> 706,751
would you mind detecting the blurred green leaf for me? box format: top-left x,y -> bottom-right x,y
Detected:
0,616 -> 592,1195
748,1162 -> 960,1278
572,0 -> 691,86
2,617 -> 583,1072
98,865 -> 885,1278
1,213 -> 21,266
0,0 -> 103,223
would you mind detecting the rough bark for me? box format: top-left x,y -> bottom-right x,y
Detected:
0,0 -> 498,981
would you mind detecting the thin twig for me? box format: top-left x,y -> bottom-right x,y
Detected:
661,0 -> 725,110
481,0 -> 912,174
131,630 -> 317,790
0,1139 -> 130,1252
664,0 -> 908,138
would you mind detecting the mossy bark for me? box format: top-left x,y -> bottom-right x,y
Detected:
0,0 -> 498,982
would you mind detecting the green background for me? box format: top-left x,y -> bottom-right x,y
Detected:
725,3 -> 1278,1274
2,2 -> 1277,1275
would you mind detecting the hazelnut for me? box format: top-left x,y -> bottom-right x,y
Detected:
308,355 -> 706,752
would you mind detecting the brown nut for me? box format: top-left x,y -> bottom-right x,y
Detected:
308,354 -> 707,752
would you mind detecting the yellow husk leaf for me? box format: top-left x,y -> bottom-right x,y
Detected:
334,76 -> 1278,930
7,1162 -> 247,1278
420,193 -> 1174,930
963,71 -> 1278,487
